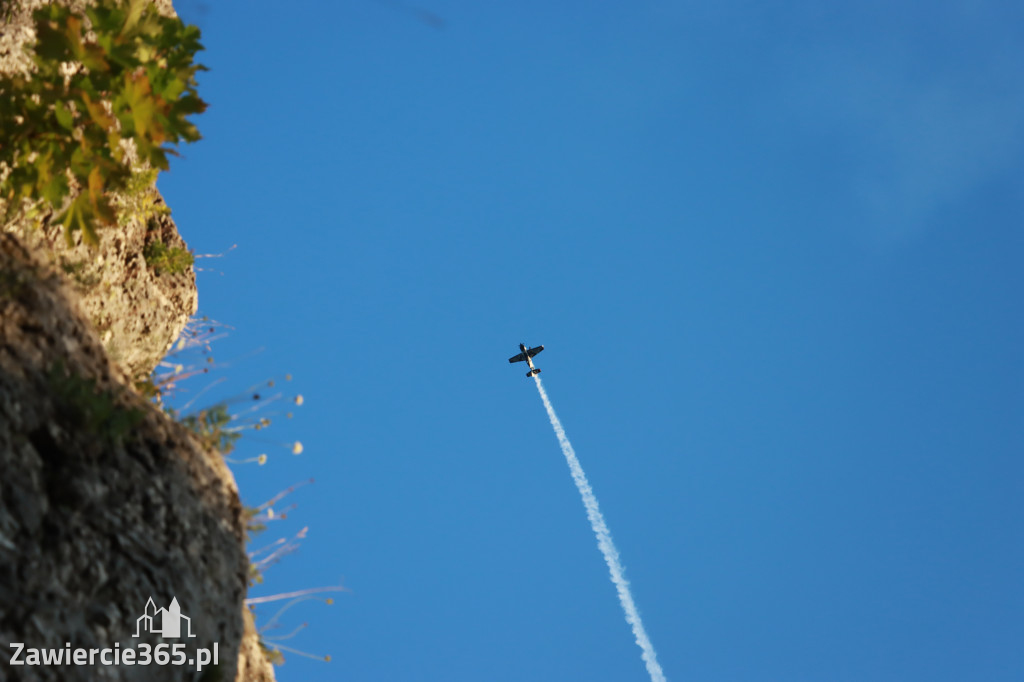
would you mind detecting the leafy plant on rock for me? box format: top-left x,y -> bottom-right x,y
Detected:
144,240 -> 194,275
0,0 -> 206,245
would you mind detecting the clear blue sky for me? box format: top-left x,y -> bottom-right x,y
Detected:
159,1 -> 1023,680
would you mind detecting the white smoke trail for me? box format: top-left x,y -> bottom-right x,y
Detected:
533,376 -> 667,682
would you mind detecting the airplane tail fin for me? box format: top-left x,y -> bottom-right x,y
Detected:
527,368 -> 541,377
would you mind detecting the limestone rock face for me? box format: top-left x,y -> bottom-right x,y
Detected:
10,209 -> 199,381
0,234 -> 246,680
236,609 -> 277,682
0,2 -> 276,680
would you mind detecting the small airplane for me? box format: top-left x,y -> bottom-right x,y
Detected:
508,343 -> 544,377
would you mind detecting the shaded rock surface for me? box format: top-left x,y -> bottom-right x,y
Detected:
0,234 -> 247,680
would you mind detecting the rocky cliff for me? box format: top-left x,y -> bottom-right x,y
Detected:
0,1 -> 274,680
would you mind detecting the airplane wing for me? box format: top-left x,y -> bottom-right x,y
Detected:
508,352 -> 527,363
527,345 -> 544,357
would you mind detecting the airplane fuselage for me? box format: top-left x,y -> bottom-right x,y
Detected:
517,344 -> 536,372
509,343 -> 544,377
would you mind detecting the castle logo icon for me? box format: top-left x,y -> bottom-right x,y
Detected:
133,597 -> 196,639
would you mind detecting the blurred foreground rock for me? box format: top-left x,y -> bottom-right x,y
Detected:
0,234 -> 248,681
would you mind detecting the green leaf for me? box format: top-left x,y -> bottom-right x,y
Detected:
122,71 -> 162,143
33,13 -> 71,62
54,101 -> 74,130
79,43 -> 110,73
122,0 -> 147,34
41,171 -> 69,207
58,194 -> 88,247
148,147 -> 170,171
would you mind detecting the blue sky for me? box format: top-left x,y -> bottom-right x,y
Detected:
159,1 -> 1022,680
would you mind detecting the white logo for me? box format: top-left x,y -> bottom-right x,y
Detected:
133,597 -> 196,639
10,596 -> 218,671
